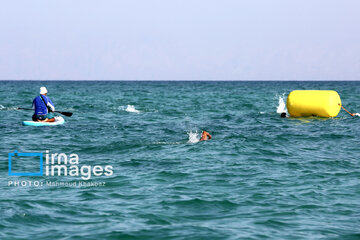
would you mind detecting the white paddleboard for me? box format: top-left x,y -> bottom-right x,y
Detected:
22,116 -> 65,126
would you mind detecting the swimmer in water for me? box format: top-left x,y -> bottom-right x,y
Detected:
200,130 -> 212,141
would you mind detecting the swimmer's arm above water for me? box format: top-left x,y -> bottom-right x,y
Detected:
207,132 -> 212,139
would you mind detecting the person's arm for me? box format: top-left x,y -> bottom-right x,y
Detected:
47,98 -> 55,112
207,132 -> 212,139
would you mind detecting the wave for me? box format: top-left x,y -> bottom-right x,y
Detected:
161,198 -> 238,209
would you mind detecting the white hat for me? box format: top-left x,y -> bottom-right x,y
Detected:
40,87 -> 48,95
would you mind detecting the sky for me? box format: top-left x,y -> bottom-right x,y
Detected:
0,0 -> 359,80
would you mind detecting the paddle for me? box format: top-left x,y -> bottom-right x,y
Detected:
17,108 -> 73,117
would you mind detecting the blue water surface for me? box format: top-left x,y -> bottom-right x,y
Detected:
0,81 -> 359,239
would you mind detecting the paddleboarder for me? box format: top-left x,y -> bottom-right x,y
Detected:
32,87 -> 56,122
200,130 -> 212,141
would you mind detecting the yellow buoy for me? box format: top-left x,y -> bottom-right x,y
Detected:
287,90 -> 341,117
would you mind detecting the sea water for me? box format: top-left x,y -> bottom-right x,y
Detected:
0,81 -> 359,239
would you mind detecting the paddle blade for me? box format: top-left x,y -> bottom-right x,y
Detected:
59,111 -> 73,117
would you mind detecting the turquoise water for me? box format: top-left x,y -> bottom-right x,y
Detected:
1,81 -> 360,239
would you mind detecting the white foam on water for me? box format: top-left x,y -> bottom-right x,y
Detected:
188,130 -> 200,144
116,106 -> 125,111
0,105 -> 17,110
276,94 -> 288,114
353,113 -> 360,117
126,105 -> 140,113
153,141 -> 182,145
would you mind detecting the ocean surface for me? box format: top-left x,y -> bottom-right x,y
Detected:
0,81 -> 360,240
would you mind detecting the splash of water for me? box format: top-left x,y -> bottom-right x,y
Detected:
353,113 -> 360,117
0,104 -> 5,110
126,105 -> 140,113
276,95 -> 287,114
187,130 -> 199,144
